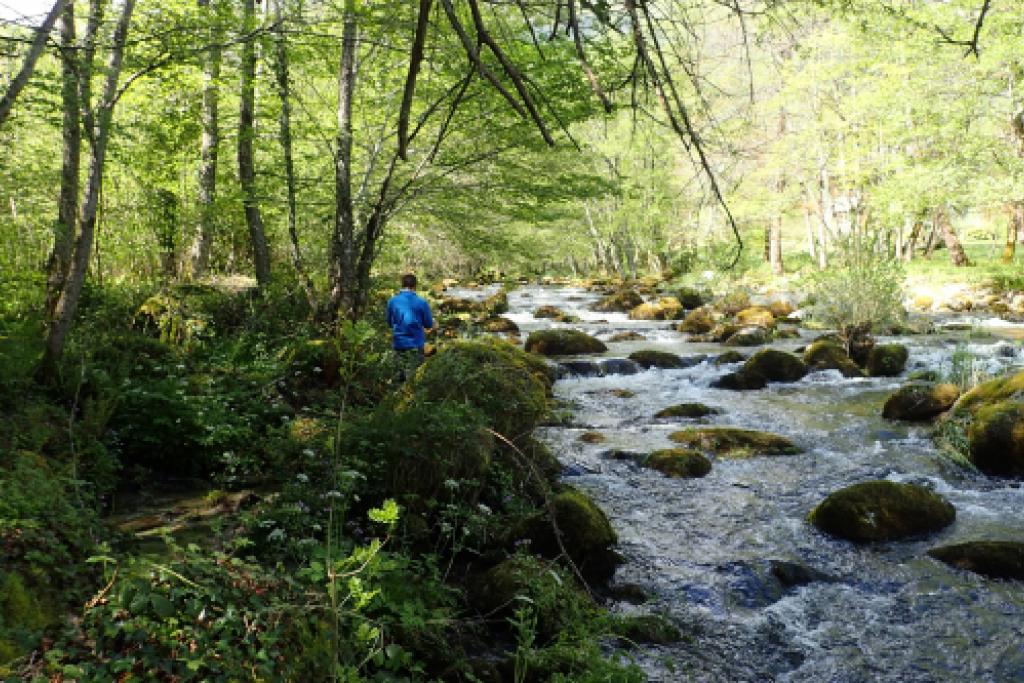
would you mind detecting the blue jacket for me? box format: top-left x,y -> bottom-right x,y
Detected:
386,289 -> 434,350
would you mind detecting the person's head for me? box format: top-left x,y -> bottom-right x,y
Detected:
401,273 -> 417,290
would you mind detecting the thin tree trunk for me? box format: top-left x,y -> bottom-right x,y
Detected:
0,0 -> 69,127
803,204 -> 816,261
272,0 -> 316,311
768,216 -> 783,276
189,0 -> 222,278
1004,202 -> 1022,263
39,0 -> 136,381
44,0 -> 79,316
935,207 -> 969,266
328,0 -> 358,321
904,218 -> 923,261
238,0 -> 271,288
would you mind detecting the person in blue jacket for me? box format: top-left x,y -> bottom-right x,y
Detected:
386,273 -> 434,378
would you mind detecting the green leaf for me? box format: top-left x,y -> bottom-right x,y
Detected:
150,593 -> 176,619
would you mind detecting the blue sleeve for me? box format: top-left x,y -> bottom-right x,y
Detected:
386,299 -> 395,327
421,299 -> 433,329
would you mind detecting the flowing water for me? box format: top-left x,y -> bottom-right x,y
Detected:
453,284 -> 1024,682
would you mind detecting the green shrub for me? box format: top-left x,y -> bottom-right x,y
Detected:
806,243 -> 905,340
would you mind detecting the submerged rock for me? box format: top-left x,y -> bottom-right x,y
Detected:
808,480 -> 955,543
557,360 -> 603,378
866,343 -> 909,377
526,329 -> 608,356
927,541 -> 1024,580
668,427 -> 801,458
599,358 -> 641,376
628,349 -> 686,369
644,448 -> 712,478
803,340 -> 864,378
882,383 -> 960,421
654,402 -> 721,419
712,370 -> 768,391
592,289 -> 644,313
769,560 -> 836,588
579,431 -> 607,444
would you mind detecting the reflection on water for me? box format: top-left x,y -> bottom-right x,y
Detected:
483,284 -> 1024,682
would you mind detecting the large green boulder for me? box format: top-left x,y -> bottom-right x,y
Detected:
803,341 -> 864,378
866,343 -> 908,377
967,401 -> 1024,477
883,383 -> 959,421
808,480 -> 955,543
592,289 -> 644,313
668,427 -> 801,458
735,306 -> 775,328
724,326 -> 770,347
525,487 -> 620,583
533,305 -> 572,321
742,349 -> 808,383
643,449 -> 712,478
927,541 -> 1024,580
654,403 -> 720,419
676,287 -> 704,310
628,349 -> 687,369
525,329 -> 607,356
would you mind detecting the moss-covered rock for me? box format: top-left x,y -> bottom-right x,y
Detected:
927,541 -> 1024,580
580,431 -> 607,444
612,614 -> 683,646
668,427 -> 801,458
724,326 -> 770,347
525,487 -> 620,583
472,555 -> 592,640
768,300 -> 796,318
480,316 -> 520,334
438,296 -> 483,314
803,341 -> 864,378
525,329 -> 607,356
716,291 -> 752,315
607,331 -> 645,342
534,305 -> 571,320
592,289 -> 644,313
677,307 -> 716,334
808,480 -> 956,543
483,289 -> 509,315
409,338 -> 551,438
628,349 -> 686,369
735,307 -> 775,328
677,287 -> 704,310
966,401 -> 1024,477
628,297 -> 683,321
643,448 -> 712,478
654,403 -> 720,419
866,343 -> 909,377
742,349 -> 808,383
883,383 -> 960,421
715,350 -> 746,365
711,370 -> 767,391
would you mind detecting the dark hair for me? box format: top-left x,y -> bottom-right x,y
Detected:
401,273 -> 417,289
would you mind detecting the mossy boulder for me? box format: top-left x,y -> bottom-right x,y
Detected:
716,291 -> 752,315
480,316 -> 520,333
735,306 -> 775,328
808,480 -> 956,543
628,349 -> 686,369
883,383 -> 960,421
629,297 -> 683,321
865,343 -> 909,377
654,403 -> 720,419
668,427 -> 801,458
966,401 -> 1024,477
677,307 -> 716,334
724,326 -> 770,347
525,329 -> 607,356
408,338 -> 551,438
742,349 -> 808,383
483,289 -> 509,315
711,370 -> 767,391
472,555 -> 592,640
643,449 -> 712,478
438,297 -> 483,314
534,305 -> 571,321
927,541 -> 1024,580
579,431 -> 607,444
612,614 -> 683,646
803,341 -> 864,378
768,300 -> 796,318
715,350 -> 746,365
592,289 -> 644,313
525,487 -> 620,583
676,287 -> 705,310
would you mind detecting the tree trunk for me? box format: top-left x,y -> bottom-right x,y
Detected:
44,0 -> 79,317
39,0 -> 136,381
273,0 -> 316,311
0,0 -> 69,127
768,216 -> 783,276
1004,202 -> 1023,263
328,0 -> 359,321
188,0 -> 222,279
238,0 -> 271,288
935,207 -> 969,266
904,218 -> 923,261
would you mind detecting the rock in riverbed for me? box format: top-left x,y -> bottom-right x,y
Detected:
808,480 -> 955,543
